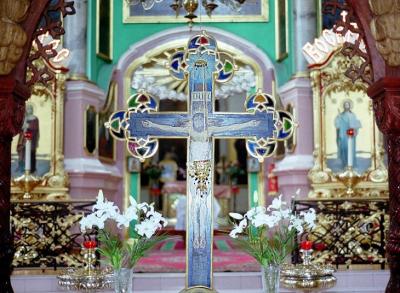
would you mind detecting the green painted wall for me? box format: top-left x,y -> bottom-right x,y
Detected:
248,172 -> 260,209
87,0 -> 295,91
129,172 -> 140,237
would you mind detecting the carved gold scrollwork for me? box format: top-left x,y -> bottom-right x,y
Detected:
0,0 -> 30,75
369,0 -> 400,67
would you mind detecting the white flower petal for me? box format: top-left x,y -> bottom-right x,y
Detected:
229,212 -> 244,220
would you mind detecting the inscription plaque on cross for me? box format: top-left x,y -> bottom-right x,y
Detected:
106,32 -> 294,291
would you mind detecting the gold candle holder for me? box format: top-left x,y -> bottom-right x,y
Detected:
281,241 -> 337,292
57,240 -> 113,291
336,167 -> 364,197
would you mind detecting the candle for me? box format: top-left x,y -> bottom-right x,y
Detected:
300,240 -> 313,251
24,132 -> 32,172
347,128 -> 355,168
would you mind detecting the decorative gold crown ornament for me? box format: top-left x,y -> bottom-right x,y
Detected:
281,241 -> 337,292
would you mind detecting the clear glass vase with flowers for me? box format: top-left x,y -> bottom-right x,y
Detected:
229,194 -> 316,293
79,190 -> 167,293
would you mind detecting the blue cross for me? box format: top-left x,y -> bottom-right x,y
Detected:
106,31 -> 294,290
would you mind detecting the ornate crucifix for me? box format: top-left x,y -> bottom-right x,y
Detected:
106,32 -> 294,291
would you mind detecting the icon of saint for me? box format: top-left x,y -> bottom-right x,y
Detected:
334,100 -> 361,169
17,104 -> 40,173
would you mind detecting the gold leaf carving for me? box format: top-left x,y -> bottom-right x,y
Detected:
0,0 -> 30,75
369,0 -> 400,66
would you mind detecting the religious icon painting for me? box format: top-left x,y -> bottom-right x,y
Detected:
325,91 -> 372,174
84,105 -> 97,155
275,0 -> 289,61
285,103 -> 296,153
11,95 -> 51,178
96,0 -> 113,61
99,82 -> 117,163
123,0 -> 268,23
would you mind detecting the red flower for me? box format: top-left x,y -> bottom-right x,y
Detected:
300,240 -> 313,250
83,240 -> 97,249
347,128 -> 355,137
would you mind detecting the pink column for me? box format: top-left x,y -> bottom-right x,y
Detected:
64,80 -> 122,203
274,77 -> 314,202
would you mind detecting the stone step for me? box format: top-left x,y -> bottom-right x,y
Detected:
11,270 -> 389,292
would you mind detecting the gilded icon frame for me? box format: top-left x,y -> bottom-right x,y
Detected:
285,103 -> 296,153
84,105 -> 98,155
96,0 -> 113,62
99,82 -> 117,163
275,0 -> 289,61
308,47 -> 388,198
11,73 -> 69,200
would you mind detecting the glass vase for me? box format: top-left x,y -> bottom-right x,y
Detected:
114,268 -> 133,293
261,264 -> 280,293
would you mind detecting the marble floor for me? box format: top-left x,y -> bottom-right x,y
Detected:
11,270 -> 389,293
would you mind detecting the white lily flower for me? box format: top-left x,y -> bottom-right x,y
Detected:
229,225 -> 243,238
229,217 -> 248,238
259,214 -> 279,228
149,210 -> 168,228
267,194 -> 286,211
92,190 -> 120,219
146,204 -> 155,217
252,213 -> 267,227
80,213 -> 109,231
135,218 -> 158,239
289,216 -> 304,234
245,206 -> 266,219
138,202 -> 149,213
115,214 -> 131,229
271,209 -> 292,221
229,212 -> 244,220
301,208 -> 316,229
238,218 -> 247,229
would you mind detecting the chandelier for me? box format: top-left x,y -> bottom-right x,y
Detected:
126,0 -> 247,23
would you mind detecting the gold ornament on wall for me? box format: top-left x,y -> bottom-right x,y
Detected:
369,0 -> 400,67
